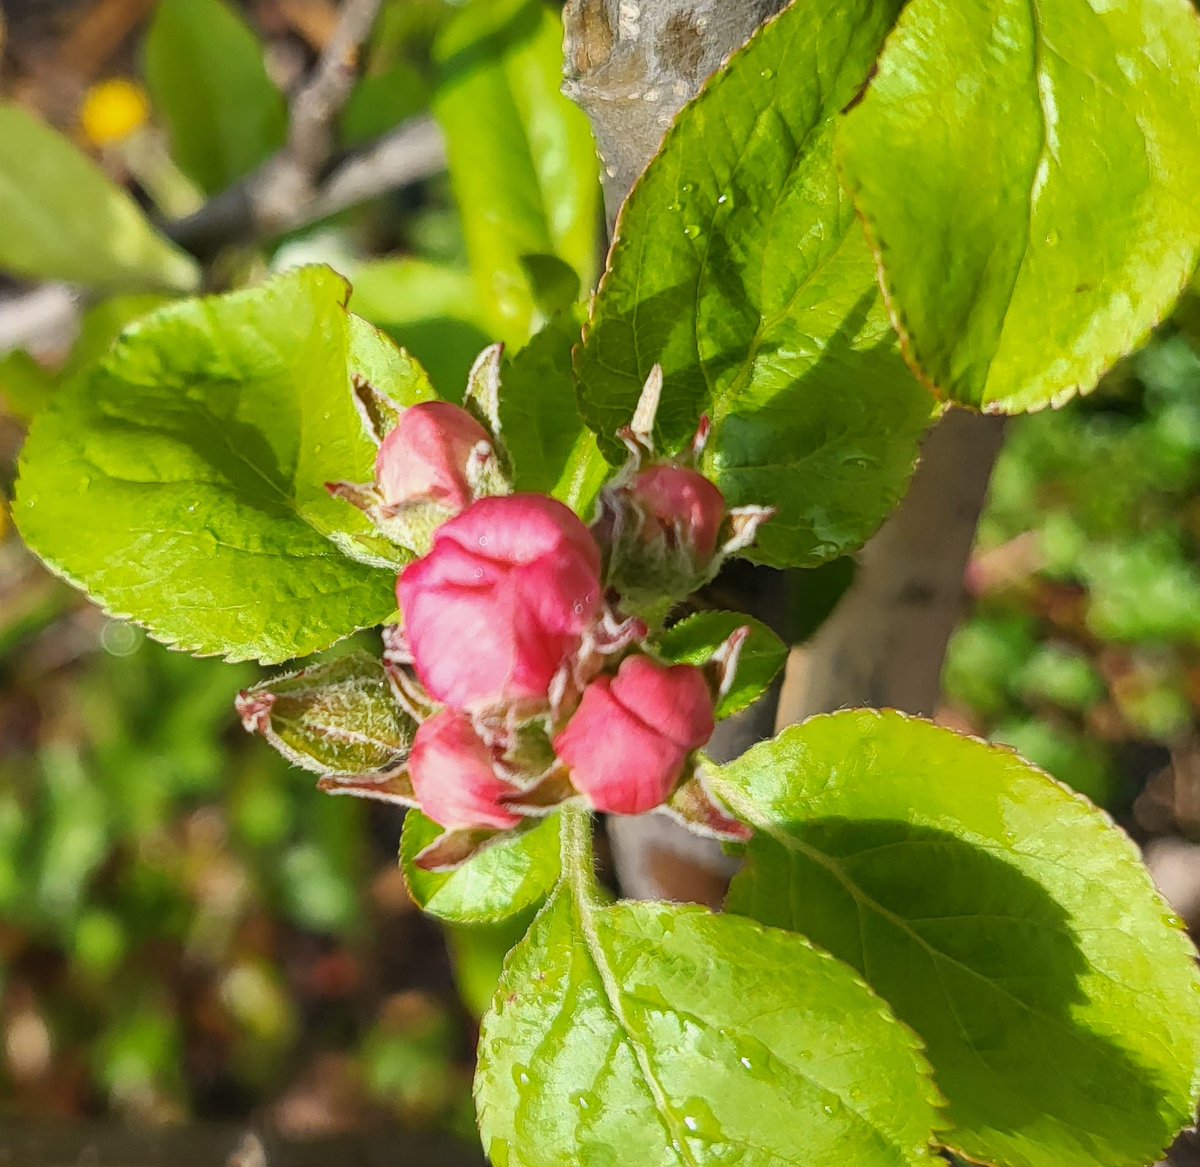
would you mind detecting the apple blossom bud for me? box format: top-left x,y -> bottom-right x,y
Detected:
553,655 -> 715,815
633,464 -> 726,564
596,463 -> 728,619
398,495 -> 603,712
375,401 -> 493,513
409,709 -> 522,831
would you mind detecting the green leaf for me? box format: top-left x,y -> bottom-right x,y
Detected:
434,0 -> 601,344
238,650 -> 414,776
838,0 -> 1200,413
498,310 -> 601,498
476,887 -> 938,1166
143,0 -> 287,195
15,266 -> 401,664
402,811 -> 560,923
0,104 -> 199,292
553,429 -> 610,521
346,313 -> 438,411
340,61 -> 428,147
447,910 -> 542,1019
61,295 -> 174,385
350,258 -> 491,397
0,351 -> 56,422
575,0 -> 935,569
657,611 -> 787,719
713,710 -> 1200,1167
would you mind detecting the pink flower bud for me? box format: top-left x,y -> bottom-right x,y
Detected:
398,495 -> 603,711
553,655 -> 715,815
633,465 -> 725,564
375,401 -> 492,513
409,709 -> 521,831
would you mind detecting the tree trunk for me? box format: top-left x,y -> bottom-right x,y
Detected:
562,0 -> 1006,904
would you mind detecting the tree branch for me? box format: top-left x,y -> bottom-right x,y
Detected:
563,0 -> 788,228
167,117 -> 445,258
778,410 -> 1006,722
170,0 -> 410,257
288,0 -> 384,176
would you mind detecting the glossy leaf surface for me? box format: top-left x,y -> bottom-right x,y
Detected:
576,0 -> 934,568
714,710 -> 1200,1167
477,886 -> 938,1166
402,811 -> 560,923
16,267 -> 411,663
657,611 -> 788,719
839,0 -> 1200,412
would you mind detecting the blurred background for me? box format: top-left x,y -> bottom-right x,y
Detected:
1,0 -> 1199,1164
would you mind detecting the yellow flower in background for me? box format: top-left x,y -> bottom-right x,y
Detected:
80,79 -> 150,147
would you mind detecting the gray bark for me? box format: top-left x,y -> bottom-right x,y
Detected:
563,0 -> 788,229
564,0 -> 1007,904
778,410 -> 1006,722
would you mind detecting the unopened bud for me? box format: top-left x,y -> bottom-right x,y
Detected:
409,709 -> 523,831
553,655 -> 715,815
375,401 -> 494,514
398,495 -> 603,712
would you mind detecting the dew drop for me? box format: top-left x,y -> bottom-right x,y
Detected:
573,602 -> 584,614
1045,229 -> 1060,246
739,1056 -> 753,1070
760,67 -> 775,80
717,193 -> 729,206
474,568 -> 484,579
479,535 -> 489,546
683,224 -> 702,240
668,200 -> 682,214
680,182 -> 696,194
822,1104 -> 835,1116
684,1117 -> 699,1132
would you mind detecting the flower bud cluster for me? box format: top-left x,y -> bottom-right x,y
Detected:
326,364 -> 763,867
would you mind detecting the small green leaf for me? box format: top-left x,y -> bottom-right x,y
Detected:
498,310 -> 601,498
434,0 -> 601,343
657,611 -> 787,719
238,651 -> 414,776
476,889 -> 938,1166
838,0 -> 1200,413
15,266 -> 401,663
340,61 -> 428,148
0,351 -> 56,421
346,313 -> 438,411
447,910 -> 542,1019
350,258 -> 491,397
62,295 -> 174,385
576,0 -> 935,569
518,253 -> 582,318
402,811 -> 560,923
713,710 -> 1200,1167
143,0 -> 287,195
553,429 -> 610,521
0,104 -> 199,292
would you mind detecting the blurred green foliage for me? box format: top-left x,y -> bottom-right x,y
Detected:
944,328 -> 1200,812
